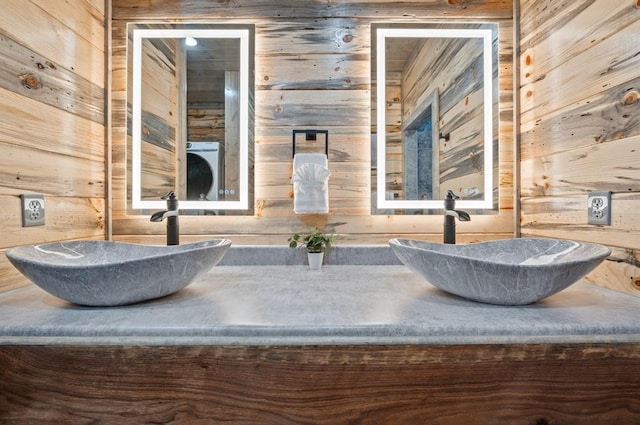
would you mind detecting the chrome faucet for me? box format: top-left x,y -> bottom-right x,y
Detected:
443,190 -> 470,244
150,191 -> 179,245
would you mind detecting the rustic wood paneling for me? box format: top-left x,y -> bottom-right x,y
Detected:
113,1 -> 514,20
0,27 -> 104,124
0,87 -> 104,162
258,53 -> 369,91
111,1 -> 515,244
0,195 -> 105,249
519,0 -> 640,296
2,344 -> 639,423
585,246 -> 640,297
0,0 -> 105,87
138,36 -> 178,200
0,142 -> 104,199
520,136 -> 639,198
187,105 -> 225,141
520,79 -> 640,160
429,38 -> 488,198
112,211 -> 515,244
0,0 -> 106,293
519,0 -> 637,91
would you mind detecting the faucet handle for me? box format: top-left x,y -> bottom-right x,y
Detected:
161,191 -> 176,200
445,190 -> 459,210
161,191 -> 178,211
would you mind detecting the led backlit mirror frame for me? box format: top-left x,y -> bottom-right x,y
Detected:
375,25 -> 496,210
131,27 -> 251,210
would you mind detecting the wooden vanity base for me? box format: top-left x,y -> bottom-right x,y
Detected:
1,343 -> 639,424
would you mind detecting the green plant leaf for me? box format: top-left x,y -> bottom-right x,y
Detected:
287,227 -> 337,252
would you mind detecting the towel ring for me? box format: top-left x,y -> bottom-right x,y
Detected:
292,129 -> 329,158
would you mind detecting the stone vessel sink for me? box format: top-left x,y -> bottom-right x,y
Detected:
6,239 -> 231,307
389,238 -> 610,305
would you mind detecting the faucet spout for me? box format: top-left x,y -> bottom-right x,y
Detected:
150,210 -> 178,222
445,209 -> 471,222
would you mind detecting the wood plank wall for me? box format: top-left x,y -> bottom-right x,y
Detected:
403,32 -> 491,201
0,0 -> 107,292
139,36 -> 179,200
519,0 -> 640,297
111,0 -> 515,246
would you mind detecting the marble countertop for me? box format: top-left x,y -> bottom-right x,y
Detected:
1,265 -> 639,346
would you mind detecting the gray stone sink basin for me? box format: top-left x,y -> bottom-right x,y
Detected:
6,239 -> 231,307
389,238 -> 610,305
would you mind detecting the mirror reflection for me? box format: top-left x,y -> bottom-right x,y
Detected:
372,23 -> 498,213
128,23 -> 254,214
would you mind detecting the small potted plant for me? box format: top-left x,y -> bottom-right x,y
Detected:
288,227 -> 337,270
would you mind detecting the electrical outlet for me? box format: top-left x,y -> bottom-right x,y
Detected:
587,191 -> 611,225
21,194 -> 45,227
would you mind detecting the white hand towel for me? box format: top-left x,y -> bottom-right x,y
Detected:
291,163 -> 331,183
293,153 -> 328,170
292,154 -> 330,214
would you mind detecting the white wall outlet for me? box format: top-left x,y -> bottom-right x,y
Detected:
21,194 -> 45,227
587,191 -> 611,225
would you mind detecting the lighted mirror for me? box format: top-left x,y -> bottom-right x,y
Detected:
372,23 -> 498,213
127,23 -> 254,214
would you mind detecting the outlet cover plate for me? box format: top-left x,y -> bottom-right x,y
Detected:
21,194 -> 45,227
587,191 -> 611,225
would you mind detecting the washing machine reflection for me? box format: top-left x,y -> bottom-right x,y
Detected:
186,141 -> 225,203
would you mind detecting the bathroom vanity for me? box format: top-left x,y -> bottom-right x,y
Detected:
1,260 -> 639,423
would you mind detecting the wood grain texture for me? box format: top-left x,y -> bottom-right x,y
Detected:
0,142 -> 105,199
520,76 -> 640,160
1,344 -> 639,424
519,0 -> 640,294
520,136 -> 639,198
520,0 -> 636,90
187,105 -> 225,141
0,196 -> 105,250
585,246 -> 640,297
0,87 -> 104,162
0,0 -> 106,293
110,2 -> 515,244
0,0 -> 105,86
111,212 -> 514,247
113,0 -> 514,20
0,26 -> 104,124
